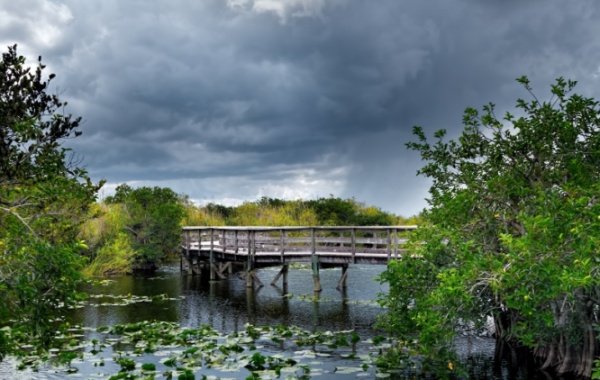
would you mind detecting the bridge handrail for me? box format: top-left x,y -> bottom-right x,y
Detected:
181,225 -> 417,262
182,225 -> 418,231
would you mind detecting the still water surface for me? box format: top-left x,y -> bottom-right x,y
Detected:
1,264 -> 574,379
71,264 -> 385,334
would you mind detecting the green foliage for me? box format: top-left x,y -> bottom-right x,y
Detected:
83,232 -> 135,276
245,351 -> 297,375
182,196 -> 402,228
0,239 -> 87,345
305,196 -> 395,226
0,45 -> 101,359
229,198 -> 318,226
1,45 -> 80,183
80,203 -> 135,276
115,356 -> 136,371
104,185 -> 185,269
181,199 -> 228,226
379,77 -> 600,377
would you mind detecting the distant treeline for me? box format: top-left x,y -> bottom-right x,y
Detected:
183,195 -> 420,227
79,185 -> 420,276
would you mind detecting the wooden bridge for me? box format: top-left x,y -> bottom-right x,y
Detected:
181,226 -> 416,291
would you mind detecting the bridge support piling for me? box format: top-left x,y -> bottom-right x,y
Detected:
252,272 -> 264,287
310,228 -> 322,292
312,255 -> 321,292
182,229 -> 191,274
180,254 -> 194,275
336,264 -> 349,290
186,257 -> 193,275
245,267 -> 253,288
209,229 -> 215,281
271,264 -> 289,287
209,254 -> 215,280
246,230 -> 255,288
211,263 -> 228,280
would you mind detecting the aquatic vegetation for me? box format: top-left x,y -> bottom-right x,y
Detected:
7,320 -> 382,378
58,351 -> 80,373
70,292 -> 186,309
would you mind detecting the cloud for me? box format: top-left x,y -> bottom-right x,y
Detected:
0,0 -> 73,65
3,0 -> 600,217
227,0 -> 338,23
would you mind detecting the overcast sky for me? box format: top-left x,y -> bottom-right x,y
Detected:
2,0 -> 600,216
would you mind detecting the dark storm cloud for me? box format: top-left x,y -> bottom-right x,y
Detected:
2,0 -> 600,215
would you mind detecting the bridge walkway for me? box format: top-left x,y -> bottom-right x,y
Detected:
181,226 -> 416,291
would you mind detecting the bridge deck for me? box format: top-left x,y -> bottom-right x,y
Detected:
181,226 -> 416,290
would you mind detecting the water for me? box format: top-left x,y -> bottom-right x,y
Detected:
69,264 -> 386,333
0,264 -> 577,379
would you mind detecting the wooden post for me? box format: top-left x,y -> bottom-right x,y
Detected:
270,264 -> 288,286
311,228 -> 321,292
185,256 -> 193,275
198,230 -> 202,252
279,229 -> 285,261
387,228 -> 392,261
246,230 -> 254,288
312,255 -> 321,292
211,263 -> 228,280
210,229 -> 215,281
311,228 -> 316,255
221,229 -> 226,256
373,231 -> 378,251
234,230 -> 239,254
189,230 -> 195,275
336,264 -> 349,290
393,228 -> 398,259
182,229 -> 188,273
282,263 -> 288,288
351,228 -> 356,264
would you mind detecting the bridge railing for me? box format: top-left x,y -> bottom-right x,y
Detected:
182,226 -> 417,261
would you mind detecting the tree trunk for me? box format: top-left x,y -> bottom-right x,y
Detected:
497,310 -> 598,378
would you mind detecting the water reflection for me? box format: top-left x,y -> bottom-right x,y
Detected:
68,264 -> 386,337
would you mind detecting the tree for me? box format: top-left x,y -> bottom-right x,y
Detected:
105,185 -> 185,269
378,77 -> 600,377
306,197 -> 358,225
0,45 -> 101,359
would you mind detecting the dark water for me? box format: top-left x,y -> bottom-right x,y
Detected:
69,264 -> 386,335
1,264 -> 577,379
